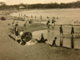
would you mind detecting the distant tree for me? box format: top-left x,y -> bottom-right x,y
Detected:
0,2 -> 6,6
0,1 -> 80,10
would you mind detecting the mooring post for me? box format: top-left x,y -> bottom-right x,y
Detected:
60,33 -> 63,47
71,34 -> 74,48
60,25 -> 63,47
71,26 -> 74,48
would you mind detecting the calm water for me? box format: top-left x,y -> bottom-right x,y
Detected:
11,9 -> 80,49
11,8 -> 80,25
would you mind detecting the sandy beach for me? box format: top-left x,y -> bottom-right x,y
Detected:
0,12 -> 80,60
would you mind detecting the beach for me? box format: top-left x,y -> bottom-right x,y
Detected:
0,9 -> 80,60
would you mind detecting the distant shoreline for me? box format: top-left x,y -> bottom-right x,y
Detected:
0,1 -> 80,10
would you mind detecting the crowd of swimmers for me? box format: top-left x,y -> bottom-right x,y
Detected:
11,16 -> 57,32
17,15 -> 57,28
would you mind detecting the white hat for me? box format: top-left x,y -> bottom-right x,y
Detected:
19,31 -> 24,36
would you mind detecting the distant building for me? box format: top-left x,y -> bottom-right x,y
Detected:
19,6 -> 25,9
0,2 -> 6,6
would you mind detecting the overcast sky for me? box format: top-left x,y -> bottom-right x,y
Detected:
0,0 -> 79,5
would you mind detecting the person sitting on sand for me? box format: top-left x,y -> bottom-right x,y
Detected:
37,33 -> 47,43
19,31 -> 32,45
51,37 -> 57,47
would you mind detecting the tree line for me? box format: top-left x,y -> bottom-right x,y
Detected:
0,1 -> 80,10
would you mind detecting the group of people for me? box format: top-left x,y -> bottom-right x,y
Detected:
9,20 -> 75,47
46,17 -> 56,29
9,17 -> 58,46
23,16 -> 56,29
9,21 -> 33,45
8,15 -> 75,47
37,25 -> 75,48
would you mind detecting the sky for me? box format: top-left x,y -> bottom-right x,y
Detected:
0,0 -> 79,5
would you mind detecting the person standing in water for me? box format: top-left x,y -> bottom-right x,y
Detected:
40,15 -> 43,23
52,17 -> 56,29
46,16 -> 50,29
24,21 -> 27,27
29,15 -> 33,24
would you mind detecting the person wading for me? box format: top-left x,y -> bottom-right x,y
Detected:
52,17 -> 56,29
46,20 -> 50,29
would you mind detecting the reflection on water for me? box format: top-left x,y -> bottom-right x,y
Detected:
32,26 -> 80,49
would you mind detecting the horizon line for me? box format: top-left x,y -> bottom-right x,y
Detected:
0,1 -> 78,5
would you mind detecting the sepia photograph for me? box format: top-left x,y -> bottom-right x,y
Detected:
0,0 -> 80,60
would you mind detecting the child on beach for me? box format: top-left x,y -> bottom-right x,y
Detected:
51,37 -> 57,47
